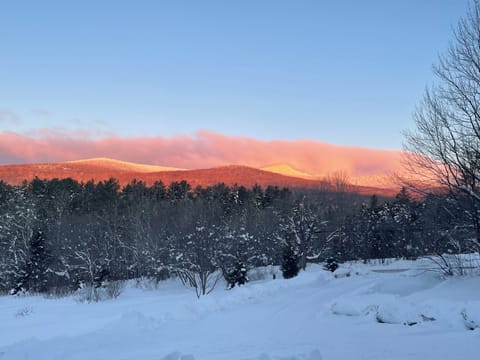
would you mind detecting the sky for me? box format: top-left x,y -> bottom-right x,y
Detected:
0,0 -> 471,167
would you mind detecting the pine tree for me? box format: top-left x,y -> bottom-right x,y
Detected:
281,245 -> 299,279
26,229 -> 50,293
11,229 -> 50,294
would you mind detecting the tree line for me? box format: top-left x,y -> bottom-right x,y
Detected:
0,176 -> 476,297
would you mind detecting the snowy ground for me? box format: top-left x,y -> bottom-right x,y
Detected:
1,260 -> 479,360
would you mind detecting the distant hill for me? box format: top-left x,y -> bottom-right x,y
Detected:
0,158 -> 399,197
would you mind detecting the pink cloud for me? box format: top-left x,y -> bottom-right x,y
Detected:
0,129 -> 403,178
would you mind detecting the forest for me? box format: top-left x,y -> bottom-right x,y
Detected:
0,176 -> 477,297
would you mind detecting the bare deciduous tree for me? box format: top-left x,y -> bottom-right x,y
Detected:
404,1 -> 480,248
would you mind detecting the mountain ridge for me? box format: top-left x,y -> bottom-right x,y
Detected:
0,158 -> 399,197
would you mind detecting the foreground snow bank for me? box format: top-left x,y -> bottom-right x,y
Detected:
1,263 -> 479,360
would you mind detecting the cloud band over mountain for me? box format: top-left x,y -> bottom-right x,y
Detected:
0,129 -> 403,180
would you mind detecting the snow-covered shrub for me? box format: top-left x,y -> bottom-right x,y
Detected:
75,286 -> 100,303
15,306 -> 33,317
155,267 -> 171,281
134,276 -> 161,290
75,280 -> 125,303
331,297 -> 436,327
247,266 -> 279,281
331,302 -> 370,317
462,308 -> 480,330
42,285 -> 75,299
333,268 -> 352,278
9,287 -> 29,296
223,262 -> 248,289
105,280 -> 125,299
426,252 -> 480,277
323,257 -> 339,272
374,301 -> 435,326
175,268 -> 222,298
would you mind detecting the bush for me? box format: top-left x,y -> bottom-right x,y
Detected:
224,262 -> 248,289
75,280 -> 125,303
175,268 -> 222,298
426,252 -> 480,277
247,265 -> 279,281
135,276 -> 161,290
324,257 -> 339,272
105,280 -> 125,299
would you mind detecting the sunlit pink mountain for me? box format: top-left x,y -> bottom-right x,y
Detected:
0,158 -> 400,197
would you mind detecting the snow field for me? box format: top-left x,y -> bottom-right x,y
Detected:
0,261 -> 479,359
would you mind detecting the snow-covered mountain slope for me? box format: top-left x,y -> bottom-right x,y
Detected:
261,164 -> 317,179
66,157 -> 185,172
0,261 -> 479,360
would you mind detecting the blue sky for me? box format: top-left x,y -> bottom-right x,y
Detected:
0,0 -> 470,149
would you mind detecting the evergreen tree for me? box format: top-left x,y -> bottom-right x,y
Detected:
27,229 -> 50,292
12,229 -> 50,294
281,245 -> 299,279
